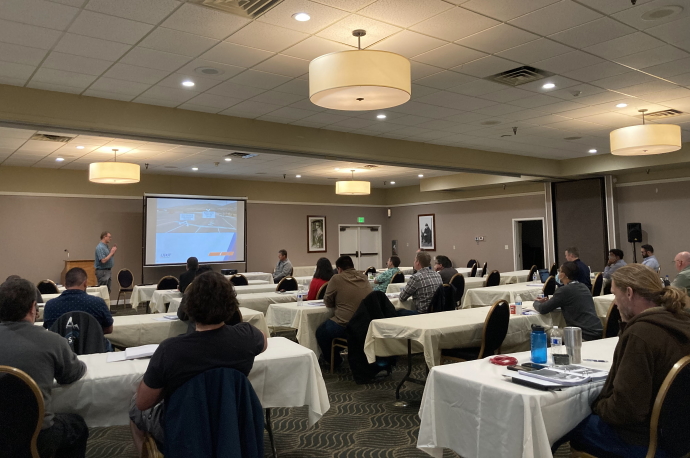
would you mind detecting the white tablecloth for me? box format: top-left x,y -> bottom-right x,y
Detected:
50,337 -> 330,428
130,285 -> 157,307
377,266 -> 414,275
594,294 -> 614,317
462,282 -> 544,308
108,307 -> 269,347
226,272 -> 273,283
151,290 -> 183,313
170,291 -> 298,315
57,285 -> 111,305
417,338 -> 618,458
230,283 -> 278,295
291,266 -> 316,277
364,307 -> 558,369
266,302 -> 334,356
500,269 -> 532,284
386,276 -> 486,304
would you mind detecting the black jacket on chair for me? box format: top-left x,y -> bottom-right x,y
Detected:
345,291 -> 398,384
49,311 -> 106,355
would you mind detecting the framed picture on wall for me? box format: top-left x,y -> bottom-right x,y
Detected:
307,216 -> 327,253
418,214 -> 435,251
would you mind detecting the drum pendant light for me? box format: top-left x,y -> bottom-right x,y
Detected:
309,30 -> 411,111
610,109 -> 682,156
336,170 -> 370,195
89,148 -> 140,184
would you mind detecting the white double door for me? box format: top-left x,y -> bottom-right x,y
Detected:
338,225 -> 382,271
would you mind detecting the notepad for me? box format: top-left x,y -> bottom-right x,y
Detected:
305,301 -> 324,307
106,344 -> 159,363
152,315 -> 179,321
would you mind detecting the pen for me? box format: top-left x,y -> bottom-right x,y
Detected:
583,359 -> 608,363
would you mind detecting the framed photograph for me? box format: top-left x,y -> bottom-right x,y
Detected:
418,214 -> 435,251
392,239 -> 398,256
307,216 -> 327,253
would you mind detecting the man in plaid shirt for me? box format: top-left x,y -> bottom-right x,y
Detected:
399,251 -> 442,314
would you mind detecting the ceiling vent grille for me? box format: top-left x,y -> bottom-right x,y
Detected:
485,66 -> 554,87
362,164 -> 378,169
30,133 -> 74,143
228,152 -> 258,159
182,0 -> 282,18
645,109 -> 684,119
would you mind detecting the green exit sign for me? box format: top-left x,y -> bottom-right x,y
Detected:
358,217 -> 365,223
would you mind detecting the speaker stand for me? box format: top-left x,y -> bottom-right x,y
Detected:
632,241 -> 637,263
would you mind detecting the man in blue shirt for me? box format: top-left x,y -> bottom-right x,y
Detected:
95,231 -> 117,292
640,244 -> 660,271
603,249 -> 627,279
564,247 -> 592,290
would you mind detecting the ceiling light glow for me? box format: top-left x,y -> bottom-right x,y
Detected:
292,12 -> 310,21
192,167 -> 198,171
418,174 -> 424,178
377,114 -> 386,119
76,146 -> 84,149
390,181 -> 395,184
616,103 -> 628,108
296,174 -> 301,178
542,83 -> 556,89
589,149 -> 597,153
55,157 -> 64,162
224,158 -> 231,162
334,167 -> 340,171
182,80 -> 195,87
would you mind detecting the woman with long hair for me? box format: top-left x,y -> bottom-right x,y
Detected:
307,257 -> 334,300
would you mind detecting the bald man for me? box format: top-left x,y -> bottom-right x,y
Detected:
671,252 -> 690,294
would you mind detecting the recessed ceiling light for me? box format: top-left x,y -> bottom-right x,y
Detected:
589,149 -> 597,153
390,181 -> 395,185
55,157 -> 64,162
418,174 -> 424,178
616,103 -> 628,108
192,167 -> 198,171
296,174 -> 301,178
224,158 -> 231,162
292,12 -> 310,21
542,83 -> 556,89
377,114 -> 386,119
182,80 -> 195,87
76,146 -> 84,149
641,6 -> 683,21
334,167 -> 340,171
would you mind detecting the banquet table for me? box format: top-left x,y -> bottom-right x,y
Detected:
500,269 -> 532,284
107,307 -> 269,347
57,285 -> 111,305
386,276 -> 488,303
169,291 -> 298,315
50,337 -> 330,428
133,279 -> 270,309
593,294 -> 614,317
417,337 -> 618,458
226,272 -> 273,283
291,266 -> 316,277
228,283 -> 278,295
462,282 -> 544,308
151,289 -> 183,313
377,266 -> 414,275
266,301 -> 333,356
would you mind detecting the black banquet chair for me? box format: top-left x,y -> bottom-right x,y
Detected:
484,270 -> 501,287
470,263 -> 478,278
115,268 -> 134,310
449,273 -> 465,308
527,265 -> 538,283
276,276 -> 298,292
157,275 -> 179,291
49,311 -> 106,355
548,262 -> 558,277
364,266 -> 377,276
428,284 -> 457,314
36,279 -> 59,295
480,262 -> 488,277
0,366 -> 44,458
316,282 -> 329,300
602,301 -> 621,339
391,271 -> 405,283
229,274 -> 248,287
591,273 -> 603,296
466,259 -> 477,268
542,276 -> 557,297
441,300 -> 510,363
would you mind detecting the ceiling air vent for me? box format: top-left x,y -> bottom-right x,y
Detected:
362,164 -> 378,169
30,133 -> 74,143
645,109 -> 684,119
182,0 -> 283,18
228,152 -> 258,159
485,66 -> 554,87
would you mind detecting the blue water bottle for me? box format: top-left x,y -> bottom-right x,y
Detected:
531,324 -> 547,364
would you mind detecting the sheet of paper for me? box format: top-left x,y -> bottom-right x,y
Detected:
106,352 -> 127,363
124,344 -> 159,360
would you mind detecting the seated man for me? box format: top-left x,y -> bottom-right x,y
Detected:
554,264 -> 690,457
0,278 -> 88,458
43,267 -> 114,350
130,271 -> 267,453
398,251 -> 443,315
316,256 -> 372,368
533,262 -> 602,341
564,247 -> 592,290
671,251 -> 690,294
373,256 -> 400,293
434,255 -> 457,284
272,249 -> 293,284
4,274 -> 44,303
178,256 -> 199,293
640,244 -> 660,271
603,248 -> 626,279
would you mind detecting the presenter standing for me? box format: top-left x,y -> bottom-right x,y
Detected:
95,231 -> 117,293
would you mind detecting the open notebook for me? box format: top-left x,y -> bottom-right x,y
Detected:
106,344 -> 159,363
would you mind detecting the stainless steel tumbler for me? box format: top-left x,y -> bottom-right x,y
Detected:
564,327 -> 583,364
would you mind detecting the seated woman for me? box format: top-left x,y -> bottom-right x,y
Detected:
533,261 -> 602,341
307,257 -> 334,300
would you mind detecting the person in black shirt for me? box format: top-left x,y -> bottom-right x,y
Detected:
129,271 -> 267,453
565,247 -> 592,290
178,257 -> 199,293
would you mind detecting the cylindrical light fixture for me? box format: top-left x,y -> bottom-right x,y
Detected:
336,169 -> 371,195
309,30 -> 410,111
89,149 -> 140,184
610,109 -> 682,156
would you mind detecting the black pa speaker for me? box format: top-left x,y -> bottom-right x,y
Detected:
220,269 -> 237,275
627,223 -> 642,243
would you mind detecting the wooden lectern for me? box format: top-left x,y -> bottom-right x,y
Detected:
61,260 -> 97,286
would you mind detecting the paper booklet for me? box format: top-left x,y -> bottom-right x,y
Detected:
106,344 -> 159,363
518,365 -> 608,386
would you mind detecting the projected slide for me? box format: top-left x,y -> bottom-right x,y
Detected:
145,196 -> 246,265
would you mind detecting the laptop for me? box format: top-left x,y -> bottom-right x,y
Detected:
538,269 -> 550,283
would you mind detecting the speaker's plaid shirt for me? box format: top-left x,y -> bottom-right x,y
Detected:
399,267 -> 442,313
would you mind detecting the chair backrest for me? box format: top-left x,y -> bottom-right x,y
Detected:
391,271 -> 404,283
276,276 -> 298,291
603,279 -> 612,295
470,264 -> 477,278
449,273 -> 465,306
602,301 -> 621,338
591,272 -> 603,296
316,282 -> 328,300
484,270 -> 501,287
466,259 -> 477,268
49,311 -> 106,355
480,262 -> 488,277
429,284 -> 456,313
527,265 -> 538,282
0,366 -> 44,458
229,274 -> 248,287
478,300 -> 511,358
157,275 -> 179,290
36,280 -> 59,295
364,266 -> 377,276
543,276 -> 557,296
117,268 -> 134,289
289,267 -> 294,276
648,355 -> 690,458
548,262 -> 558,277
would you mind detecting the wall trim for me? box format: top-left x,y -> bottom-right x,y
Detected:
615,176 -> 690,188
387,191 -> 545,208
0,191 -> 142,200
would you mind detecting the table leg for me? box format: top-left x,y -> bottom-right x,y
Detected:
265,408 -> 277,458
394,339 -> 426,406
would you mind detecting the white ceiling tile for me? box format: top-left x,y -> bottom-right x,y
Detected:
618,81 -> 680,97
532,51 -> 604,74
138,85 -> 199,103
578,112 -> 639,128
282,36 -> 352,60
160,3 -> 249,40
42,52 -> 113,76
184,93 -> 242,110
50,0 -> 89,7
85,0 -> 180,25
548,17 -> 636,48
413,44 -> 486,69
330,118 -> 374,129
69,10 -> 154,45
518,75 -> 580,93
31,67 -> 97,89
225,22 -> 308,54
120,47 -> 191,72
132,96 -> 180,108
0,127 -> 36,139
535,100 -> 589,113
262,106 -> 314,121
369,30 -> 445,58
409,83 -> 440,99
288,99 -> 325,112
205,81 -> 267,99
643,57 -> 690,78
639,87 -> 690,103
273,78 -> 309,96
546,83 -> 607,100
461,0 -> 560,21
472,103 -> 524,116
415,91 -> 497,110
200,42 -> 274,67
457,24 -> 539,54
310,0 -> 377,11
410,61 -> 442,80
253,54 -> 310,77
410,7 -> 499,42
561,61 -> 630,82
415,71 -> 475,90
0,19 -> 63,50
509,1 -> 602,35
174,59 -> 244,81
508,93 -> 562,108
82,88 -> 136,102
0,42 -> 47,66
228,70 -> 292,90
575,0 -> 652,15
103,63 -> 169,85
447,78 -> 506,96
300,112 -> 351,125
140,28 -> 219,58
358,0 -> 453,28
583,32 -> 665,60
177,103 -> 222,114
0,138 -> 27,148
220,101 -> 283,118
454,55 -> 520,78
26,80 -> 85,94
316,14 -> 401,48
54,33 -> 132,61
497,39 -> 573,64
478,87 -> 534,103
249,90 -> 304,106
617,45 -> 690,70
612,1 -> 690,30
671,72 -> 690,86
157,73 -> 223,92
388,101 -> 464,118
387,114 -> 435,126
556,105 -> 613,118
258,0 -> 349,34
592,71 -> 658,90
614,102 -> 675,117
0,0 -> 79,30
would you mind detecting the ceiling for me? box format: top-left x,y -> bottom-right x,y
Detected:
0,0 -> 690,164
0,126 -> 457,187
